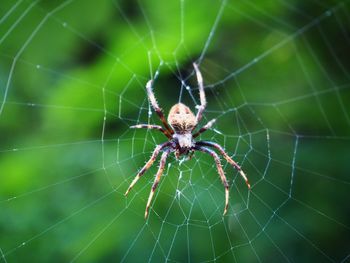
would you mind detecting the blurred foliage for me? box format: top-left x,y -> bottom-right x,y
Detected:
0,0 -> 350,262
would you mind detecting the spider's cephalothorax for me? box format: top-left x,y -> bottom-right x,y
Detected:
126,63 -> 251,219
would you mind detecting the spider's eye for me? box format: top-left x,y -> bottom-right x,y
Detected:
175,111 -> 180,114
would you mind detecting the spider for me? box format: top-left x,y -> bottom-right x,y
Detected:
125,63 -> 250,218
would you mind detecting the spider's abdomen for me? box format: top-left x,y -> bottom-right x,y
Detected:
168,103 -> 197,133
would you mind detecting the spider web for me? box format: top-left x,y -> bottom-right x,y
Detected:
1,0 -> 350,262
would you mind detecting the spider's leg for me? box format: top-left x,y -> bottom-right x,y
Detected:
175,150 -> 180,159
186,150 -> 195,161
130,124 -> 172,139
125,142 -> 171,196
146,80 -> 174,135
195,145 -> 230,215
197,141 -> 250,189
193,63 -> 207,124
192,119 -> 216,138
145,149 -> 172,218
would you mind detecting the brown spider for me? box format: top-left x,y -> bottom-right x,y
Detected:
125,63 -> 250,218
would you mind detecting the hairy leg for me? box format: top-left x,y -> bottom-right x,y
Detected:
145,149 -> 172,218
125,141 -> 171,196
195,145 -> 230,215
192,119 -> 216,138
193,63 -> 207,124
197,141 -> 250,189
130,124 -> 172,139
146,80 -> 174,135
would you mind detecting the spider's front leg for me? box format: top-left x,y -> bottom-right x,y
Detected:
195,145 -> 230,215
145,149 -> 172,218
186,150 -> 195,161
125,141 -> 171,196
197,141 -> 250,189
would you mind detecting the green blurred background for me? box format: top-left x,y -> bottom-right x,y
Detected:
1,0 -> 350,262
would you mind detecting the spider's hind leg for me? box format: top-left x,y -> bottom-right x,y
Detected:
146,80 -> 174,136
193,119 -> 216,138
193,63 -> 207,124
130,124 -> 172,139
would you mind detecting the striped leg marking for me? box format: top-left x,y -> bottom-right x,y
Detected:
195,146 -> 230,215
197,141 -> 250,189
193,119 -> 216,138
193,63 -> 207,124
125,142 -> 170,196
146,80 -> 174,135
144,149 -> 171,218
130,124 -> 172,139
